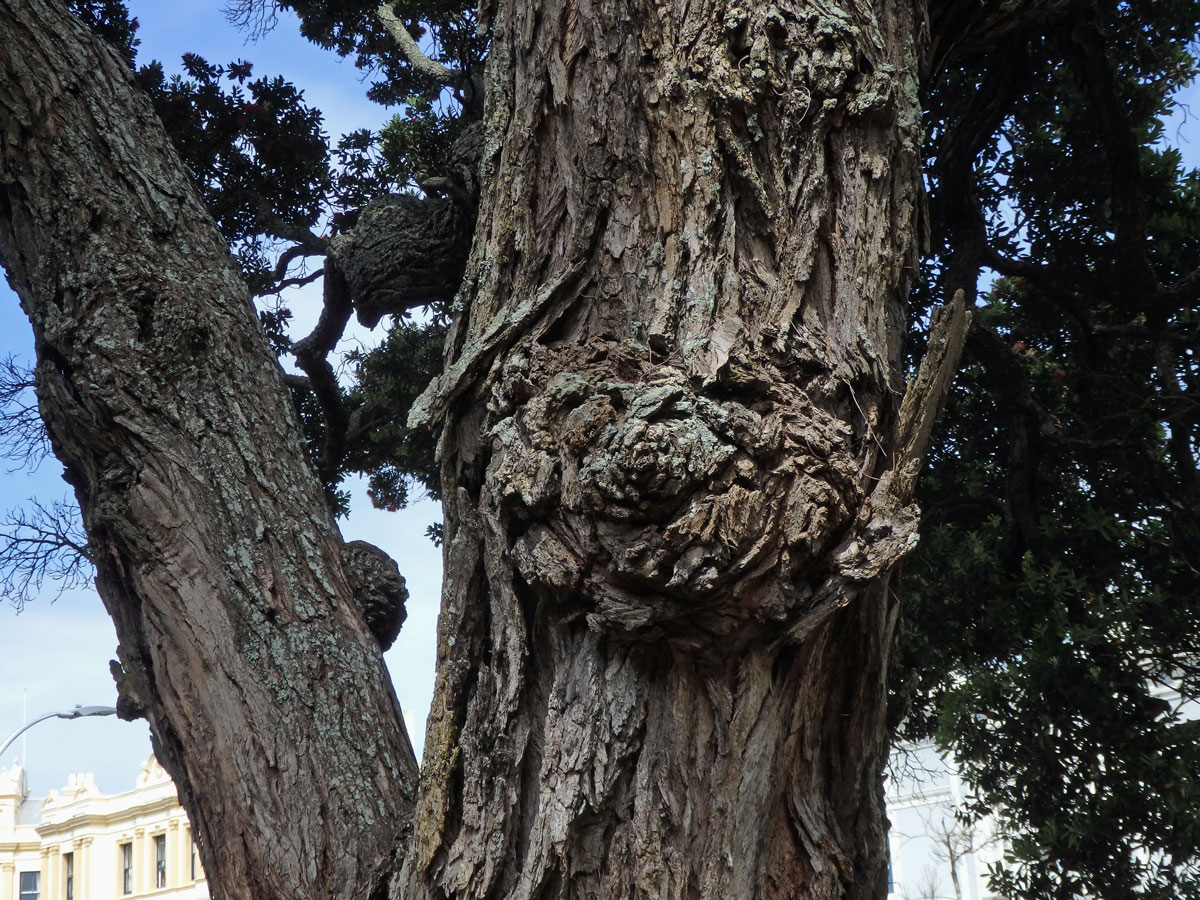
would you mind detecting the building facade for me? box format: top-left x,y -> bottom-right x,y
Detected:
0,758 -> 207,900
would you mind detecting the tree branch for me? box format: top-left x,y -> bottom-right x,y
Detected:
272,269 -> 325,293
1066,16 -> 1158,303
983,244 -> 1096,331
885,290 -> 972,504
1154,338 -> 1200,507
271,242 -> 322,285
282,372 -> 314,392
253,199 -> 328,255
925,0 -> 1078,82
982,245 -> 1047,283
963,322 -> 1052,564
223,0 -> 278,40
375,3 -> 463,88
290,258 -> 354,490
1162,266 -> 1200,304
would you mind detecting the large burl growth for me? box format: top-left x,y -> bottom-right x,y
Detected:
489,341 -> 893,639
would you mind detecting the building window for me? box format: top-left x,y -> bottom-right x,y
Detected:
121,842 -> 133,895
64,853 -> 74,900
19,872 -> 39,900
155,834 -> 167,888
190,838 -> 196,881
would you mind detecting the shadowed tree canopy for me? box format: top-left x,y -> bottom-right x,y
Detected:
0,1 -> 1197,899
897,4 -> 1200,897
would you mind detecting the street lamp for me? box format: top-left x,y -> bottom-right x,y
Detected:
0,705 -> 118,759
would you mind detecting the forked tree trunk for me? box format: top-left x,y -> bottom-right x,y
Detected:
406,2 -> 932,898
0,5 -> 418,900
1,1 -> 971,899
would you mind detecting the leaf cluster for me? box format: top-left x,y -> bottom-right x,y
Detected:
343,317 -> 445,511
134,54 -> 333,292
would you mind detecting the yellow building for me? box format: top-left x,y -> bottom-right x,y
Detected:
0,758 -> 207,900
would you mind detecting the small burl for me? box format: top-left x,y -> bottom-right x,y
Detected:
340,540 -> 408,651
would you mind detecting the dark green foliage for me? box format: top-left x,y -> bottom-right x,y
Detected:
902,2 -> 1200,897
134,54 -> 332,292
379,95 -> 465,190
332,129 -> 396,218
229,0 -> 487,109
328,95 -> 464,214
344,318 -> 446,510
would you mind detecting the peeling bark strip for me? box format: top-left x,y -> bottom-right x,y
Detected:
412,2 -> 930,899
0,5 -> 418,900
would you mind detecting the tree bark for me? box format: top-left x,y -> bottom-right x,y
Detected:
0,4 -> 418,900
407,2 -> 932,898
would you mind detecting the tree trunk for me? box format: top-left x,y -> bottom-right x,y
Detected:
0,4 -> 418,900
406,2 -> 931,898
1,2 -> 983,899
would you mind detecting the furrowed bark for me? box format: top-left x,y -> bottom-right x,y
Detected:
0,4 -> 418,899
407,2 -> 933,898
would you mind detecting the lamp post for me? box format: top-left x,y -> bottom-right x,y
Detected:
0,705 -> 118,760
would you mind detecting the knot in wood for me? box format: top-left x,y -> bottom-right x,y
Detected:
340,539 -> 408,651
576,378 -> 734,517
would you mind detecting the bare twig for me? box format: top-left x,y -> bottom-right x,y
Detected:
981,245 -> 1047,283
223,0 -> 278,40
0,496 -> 92,610
271,243 -> 323,285
273,269 -> 325,293
0,355 -> 50,472
253,201 -> 328,256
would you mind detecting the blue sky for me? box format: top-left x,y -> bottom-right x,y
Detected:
0,8 -> 1198,798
